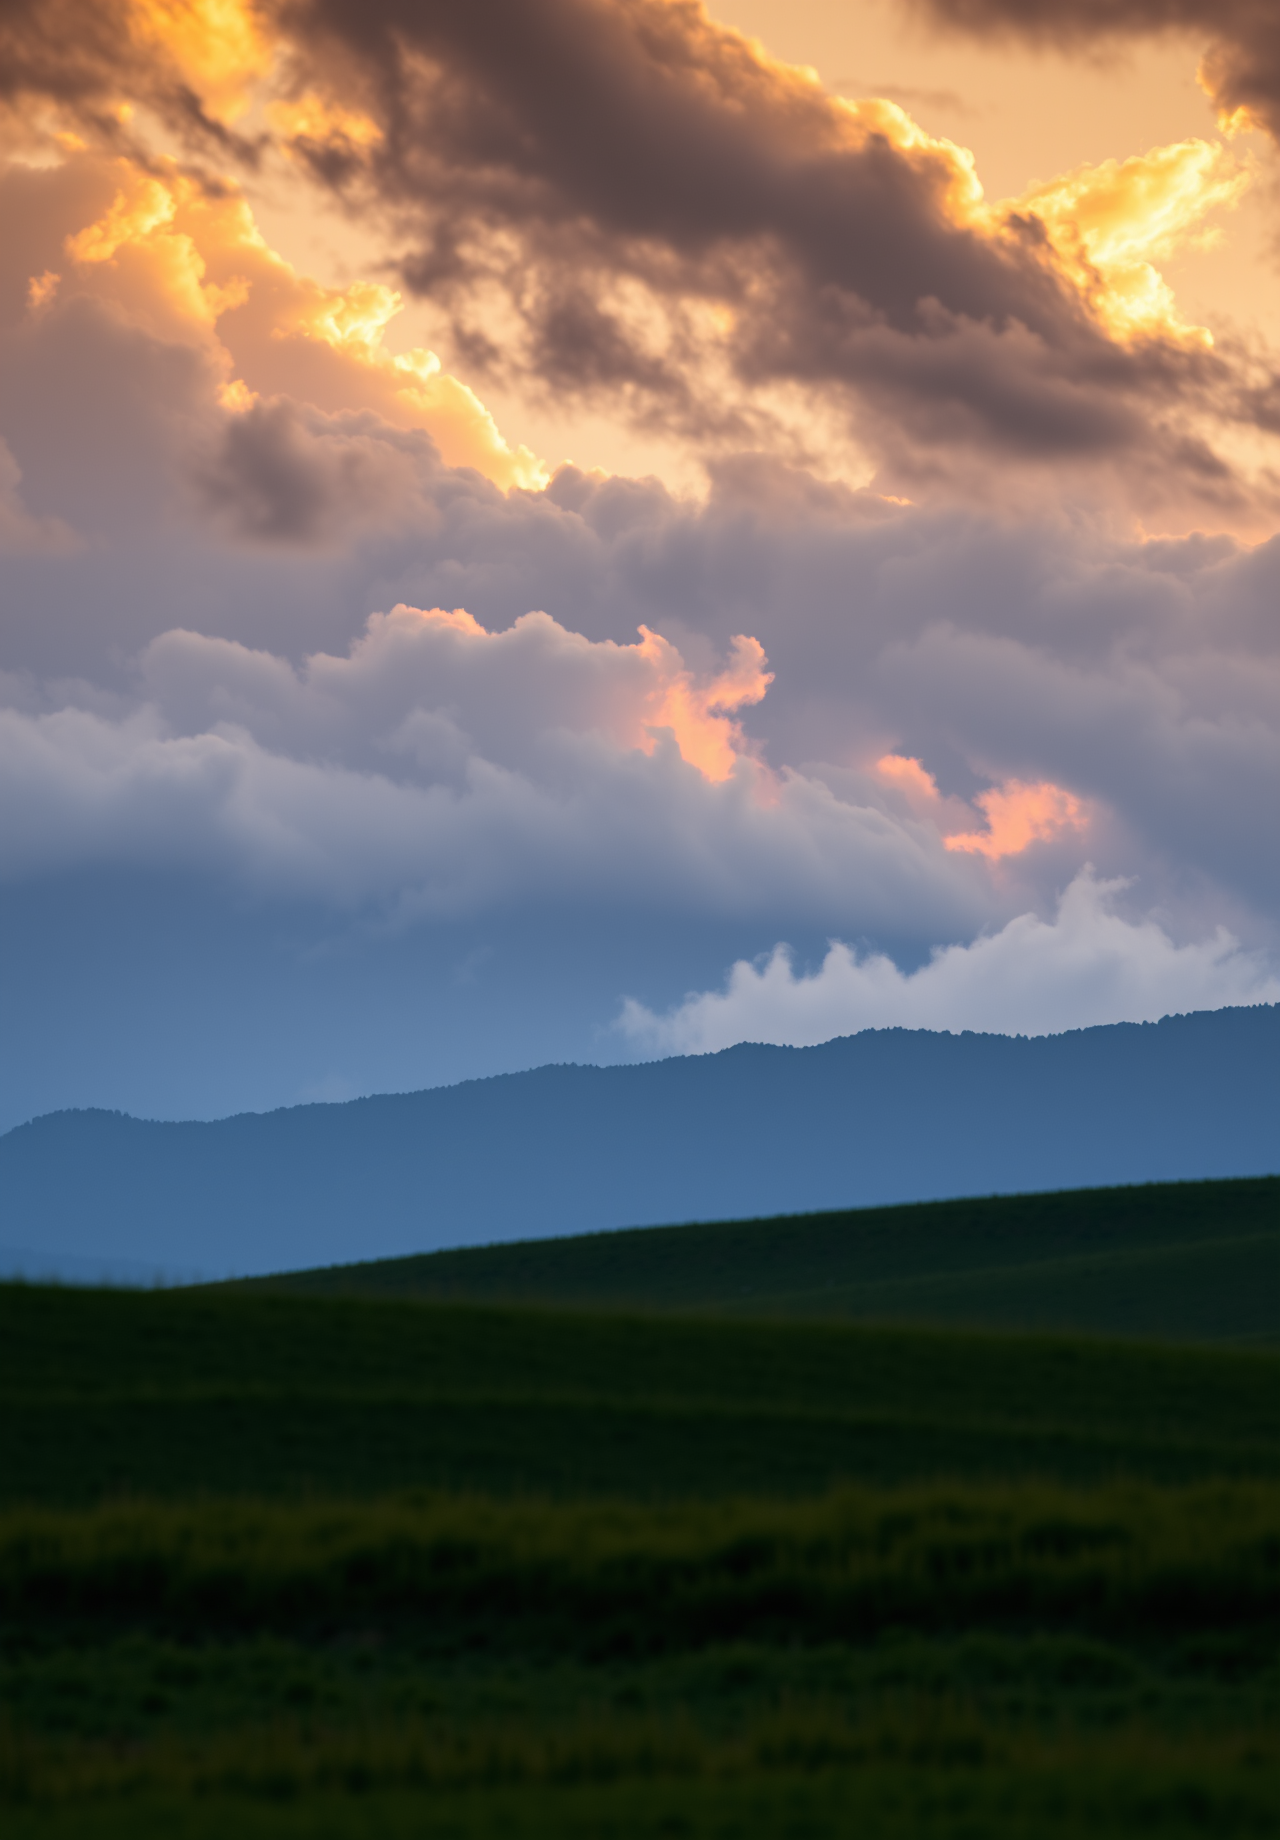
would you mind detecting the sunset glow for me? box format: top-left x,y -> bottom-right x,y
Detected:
51,156 -> 546,489
129,0 -> 272,122
946,782 -> 1090,861
877,757 -> 1090,860
3,0 -> 1279,1119
638,628 -> 774,782
1009,137 -> 1250,346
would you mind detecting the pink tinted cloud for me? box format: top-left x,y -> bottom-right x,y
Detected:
638,627 -> 772,783
946,780 -> 1090,859
876,754 -> 1090,860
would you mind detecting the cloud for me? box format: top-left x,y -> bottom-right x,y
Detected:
4,231 -> 1280,950
875,754 -> 1091,859
1006,138 -> 1249,348
911,1 -> 1280,143
200,400 -> 441,541
0,146 -> 544,503
0,435 -> 75,553
265,0 -> 1268,506
0,607 -> 994,938
3,2 -> 1274,514
620,868 -> 1280,1055
0,0 -> 271,154
1,115 -> 1279,1034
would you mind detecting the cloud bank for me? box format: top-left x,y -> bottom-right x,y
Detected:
269,0 -> 1277,514
1,2 -> 1279,1124
621,869 -> 1280,1054
1,1 -> 1276,518
0,606 -> 990,942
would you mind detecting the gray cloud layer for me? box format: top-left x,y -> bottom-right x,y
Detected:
3,206 -> 1279,955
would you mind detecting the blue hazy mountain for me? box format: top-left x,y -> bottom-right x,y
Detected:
2,1005 -> 1278,1281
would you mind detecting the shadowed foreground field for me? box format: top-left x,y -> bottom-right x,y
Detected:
4,1483 -> 1280,1837
232,1175 -> 1280,1346
3,1262 -> 1279,1836
6,1280 -> 1280,1503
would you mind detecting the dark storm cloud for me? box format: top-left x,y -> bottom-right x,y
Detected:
911,0 -> 1280,140
0,0 -> 1269,494
266,0 -> 1251,493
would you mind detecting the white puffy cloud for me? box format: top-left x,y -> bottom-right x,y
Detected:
620,869 -> 1280,1056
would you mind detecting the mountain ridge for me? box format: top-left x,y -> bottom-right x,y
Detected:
2,1005 -> 1278,1280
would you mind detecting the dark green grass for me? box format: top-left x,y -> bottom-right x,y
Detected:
227,1175 -> 1280,1344
5,1283 -> 1280,1506
3,1485 -> 1279,1836
7,1768 -> 1280,1840
5,1283 -> 1280,1835
6,1483 -> 1279,1646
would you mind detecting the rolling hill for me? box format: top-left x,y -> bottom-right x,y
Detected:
6,1278 -> 1280,1507
235,1173 -> 1280,1345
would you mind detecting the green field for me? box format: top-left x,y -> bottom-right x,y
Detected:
3,1175 -> 1279,1836
233,1174 -> 1280,1345
5,1480 -> 1280,1838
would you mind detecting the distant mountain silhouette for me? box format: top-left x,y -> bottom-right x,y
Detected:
2,1006 -> 1278,1280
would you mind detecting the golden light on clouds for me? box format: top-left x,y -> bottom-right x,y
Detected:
1008,138 -> 1251,347
128,0 -> 272,124
875,752 -> 949,813
66,174 -> 179,265
63,166 -> 252,327
53,155 -> 547,491
358,608 -> 772,786
6,0 -> 1274,508
26,270 -> 61,312
266,94 -> 383,150
829,84 -> 1249,350
837,94 -> 987,222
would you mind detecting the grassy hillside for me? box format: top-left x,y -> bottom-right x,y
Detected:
232,1175 -> 1280,1345
5,1280 -> 1280,1836
5,1280 -> 1280,1508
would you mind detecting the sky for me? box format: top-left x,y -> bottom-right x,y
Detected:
2,0 -> 1280,1131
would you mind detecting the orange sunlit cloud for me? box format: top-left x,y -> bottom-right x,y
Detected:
67,1 -> 1252,369
831,94 -> 1248,351
874,751 -> 947,813
10,0 -> 1264,518
361,607 -> 773,785
50,154 -> 547,490
876,755 -> 1090,860
1006,139 -> 1250,348
128,0 -> 273,124
26,271 -> 61,312
20,0 -> 1258,490
945,780 -> 1089,860
266,94 -> 383,151
638,627 -> 773,781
